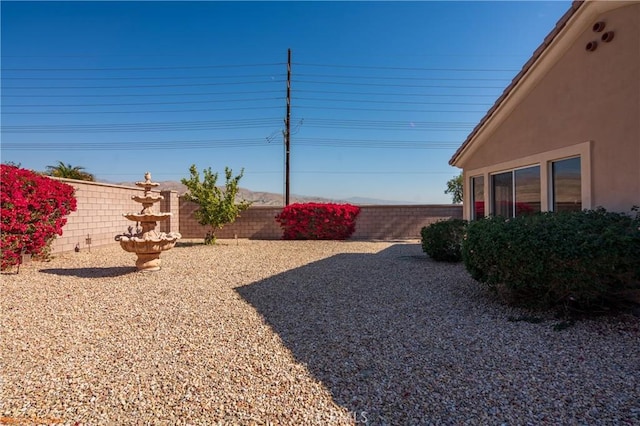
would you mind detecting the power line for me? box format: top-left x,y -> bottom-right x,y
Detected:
4,97 -> 284,107
2,73 -> 283,81
2,89 -> 282,98
3,98 -> 488,109
3,137 -> 460,151
2,138 -> 276,151
3,106 -> 282,115
93,169 -> 457,181
295,105 -> 486,113
297,89 -> 496,98
4,80 -> 285,89
3,73 -> 511,83
288,170 -> 456,175
2,117 -> 471,133
3,63 -> 285,71
295,73 -> 511,82
294,62 -> 518,72
295,138 -> 458,149
294,79 -> 505,89
2,118 -> 282,133
298,118 -> 473,126
294,97 -> 491,106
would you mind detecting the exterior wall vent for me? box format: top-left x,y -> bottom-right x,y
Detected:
601,31 -> 615,43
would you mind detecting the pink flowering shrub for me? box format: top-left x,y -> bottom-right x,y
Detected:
275,203 -> 361,240
1,165 -> 77,270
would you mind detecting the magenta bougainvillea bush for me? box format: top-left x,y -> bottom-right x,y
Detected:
1,165 -> 77,270
275,202 -> 361,240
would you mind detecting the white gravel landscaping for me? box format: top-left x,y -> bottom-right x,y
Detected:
1,240 -> 639,425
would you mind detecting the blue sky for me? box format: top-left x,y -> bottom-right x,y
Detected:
1,1 -> 571,203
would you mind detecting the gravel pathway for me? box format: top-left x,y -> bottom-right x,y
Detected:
1,240 -> 639,425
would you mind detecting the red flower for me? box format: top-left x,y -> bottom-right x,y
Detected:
1,165 -> 77,269
275,203 -> 361,240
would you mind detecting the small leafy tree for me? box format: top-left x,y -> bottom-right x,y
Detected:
181,164 -> 251,244
444,173 -> 463,204
45,161 -> 95,181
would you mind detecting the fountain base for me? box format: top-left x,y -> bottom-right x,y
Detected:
135,252 -> 162,272
116,233 -> 181,271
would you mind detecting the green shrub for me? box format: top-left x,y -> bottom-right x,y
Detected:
420,218 -> 467,262
462,208 -> 640,311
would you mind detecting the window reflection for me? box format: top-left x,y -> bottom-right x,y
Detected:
492,172 -> 513,218
515,166 -> 541,215
552,157 -> 581,212
472,176 -> 484,219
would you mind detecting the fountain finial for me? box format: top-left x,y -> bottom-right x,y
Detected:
144,171 -> 151,183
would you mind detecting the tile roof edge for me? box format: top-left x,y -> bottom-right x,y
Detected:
448,0 -> 585,167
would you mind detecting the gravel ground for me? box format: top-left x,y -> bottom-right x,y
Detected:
1,239 -> 639,425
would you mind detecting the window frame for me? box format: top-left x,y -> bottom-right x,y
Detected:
470,175 -> 485,220
490,164 -> 541,218
462,141 -> 591,220
550,155 -> 582,212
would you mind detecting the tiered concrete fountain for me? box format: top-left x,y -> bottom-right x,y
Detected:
115,172 -> 181,272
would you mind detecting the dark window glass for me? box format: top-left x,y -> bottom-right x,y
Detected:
552,157 -> 581,212
514,166 -> 541,215
472,176 -> 484,219
492,172 -> 513,218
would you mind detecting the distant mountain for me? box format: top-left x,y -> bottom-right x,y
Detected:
113,180 -> 418,206
343,196 -> 421,205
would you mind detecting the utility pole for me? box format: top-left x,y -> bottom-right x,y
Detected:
284,48 -> 291,206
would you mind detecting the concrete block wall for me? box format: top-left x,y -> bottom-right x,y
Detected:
179,201 -> 282,240
48,180 -> 461,253
179,201 -> 462,241
351,205 -> 463,240
50,179 -> 179,254
159,190 -> 180,234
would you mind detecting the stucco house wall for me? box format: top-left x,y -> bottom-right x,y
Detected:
451,1 -> 639,218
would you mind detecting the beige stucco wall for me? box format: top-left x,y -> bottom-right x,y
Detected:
459,3 -> 639,215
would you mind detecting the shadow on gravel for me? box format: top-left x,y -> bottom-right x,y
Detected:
39,266 -> 136,277
237,242 -> 640,424
173,241 -> 205,249
236,243 -> 458,423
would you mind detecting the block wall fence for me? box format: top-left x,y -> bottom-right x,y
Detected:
179,201 -> 463,240
50,179 -> 462,254
49,179 -> 180,254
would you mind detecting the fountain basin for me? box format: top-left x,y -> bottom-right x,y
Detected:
117,235 -> 180,254
132,194 -> 164,204
135,181 -> 160,188
124,213 -> 172,222
116,232 -> 181,272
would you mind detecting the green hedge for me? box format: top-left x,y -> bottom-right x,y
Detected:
462,208 -> 640,310
420,218 -> 467,262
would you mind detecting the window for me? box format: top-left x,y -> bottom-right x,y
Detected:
463,142 -> 589,220
471,176 -> 485,219
552,157 -> 581,212
491,165 -> 541,218
492,172 -> 513,217
515,166 -> 541,215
